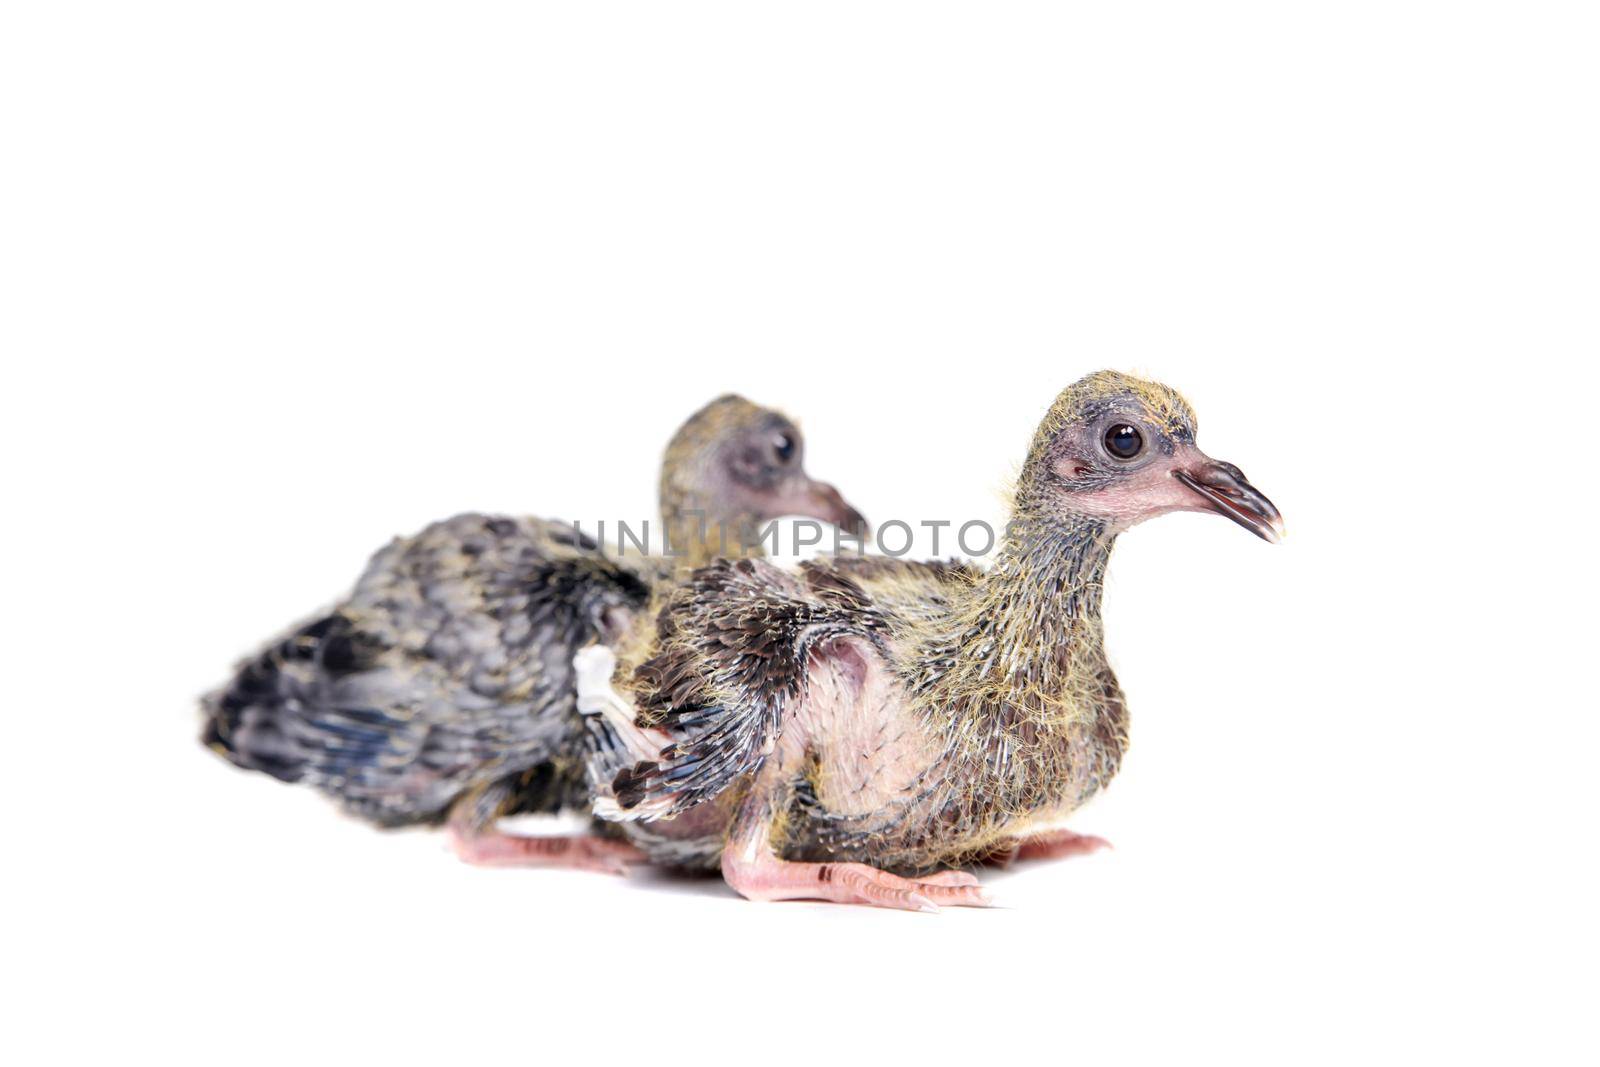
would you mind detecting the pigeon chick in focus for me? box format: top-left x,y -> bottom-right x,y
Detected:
584,371 -> 1282,906
202,395 -> 866,872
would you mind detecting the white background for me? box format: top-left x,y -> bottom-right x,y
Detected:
4,3 -> 1595,1064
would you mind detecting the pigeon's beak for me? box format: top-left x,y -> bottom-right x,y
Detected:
781,477 -> 870,539
1173,460 -> 1284,544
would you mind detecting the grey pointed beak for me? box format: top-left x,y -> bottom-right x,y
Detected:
1174,461 -> 1284,543
788,478 -> 869,539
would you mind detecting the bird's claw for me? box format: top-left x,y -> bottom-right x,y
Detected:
725,856 -> 993,912
831,865 -> 992,912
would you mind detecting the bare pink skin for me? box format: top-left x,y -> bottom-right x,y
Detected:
1055,442 -> 1224,526
716,642 -> 997,911
597,415 -> 1277,906
1053,436 -> 1284,545
1010,828 -> 1113,863
612,639 -> 1108,907
448,823 -> 646,875
702,632 -> 1115,907
720,813 -> 992,913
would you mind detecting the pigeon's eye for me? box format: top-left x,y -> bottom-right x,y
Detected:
772,432 -> 796,463
1104,424 -> 1144,460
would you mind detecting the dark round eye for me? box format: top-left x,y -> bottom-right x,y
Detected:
1103,423 -> 1144,460
772,432 -> 796,463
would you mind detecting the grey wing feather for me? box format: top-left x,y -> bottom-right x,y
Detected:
203,513 -> 650,824
599,557 -> 887,820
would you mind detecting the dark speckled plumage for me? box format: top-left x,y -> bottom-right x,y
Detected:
602,556 -> 892,814
202,394 -> 866,835
204,514 -> 651,825
587,373 -> 1283,899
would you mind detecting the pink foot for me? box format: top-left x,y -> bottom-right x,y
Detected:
1011,828 -> 1113,863
723,850 -> 991,912
449,826 -> 646,875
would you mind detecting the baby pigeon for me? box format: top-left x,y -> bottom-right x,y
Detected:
202,395 -> 865,871
584,371 -> 1282,908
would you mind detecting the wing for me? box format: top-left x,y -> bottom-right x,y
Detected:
202,513 -> 651,824
799,555 -> 978,626
591,556 -> 888,821
346,514 -> 648,689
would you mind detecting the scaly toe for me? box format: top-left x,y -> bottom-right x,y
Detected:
916,869 -> 982,887
916,881 -> 993,908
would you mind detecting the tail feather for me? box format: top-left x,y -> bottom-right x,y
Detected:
201,612 -> 378,784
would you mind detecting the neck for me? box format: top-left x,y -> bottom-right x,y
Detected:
903,507 -> 1125,856
659,489 -> 763,569
923,509 -> 1118,729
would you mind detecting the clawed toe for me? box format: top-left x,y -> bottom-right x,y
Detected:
911,880 -> 993,909
813,863 -> 991,912
915,869 -> 982,887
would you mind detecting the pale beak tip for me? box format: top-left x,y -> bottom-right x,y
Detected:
1174,464 -> 1283,545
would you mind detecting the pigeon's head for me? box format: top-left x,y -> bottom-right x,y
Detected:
661,394 -> 867,538
1021,370 -> 1283,542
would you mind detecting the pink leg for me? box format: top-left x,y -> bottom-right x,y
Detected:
725,853 -> 991,912
445,788 -> 645,874
721,807 -> 990,912
448,824 -> 646,874
1011,828 -> 1112,863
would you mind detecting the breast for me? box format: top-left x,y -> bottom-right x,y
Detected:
784,637 -> 942,822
